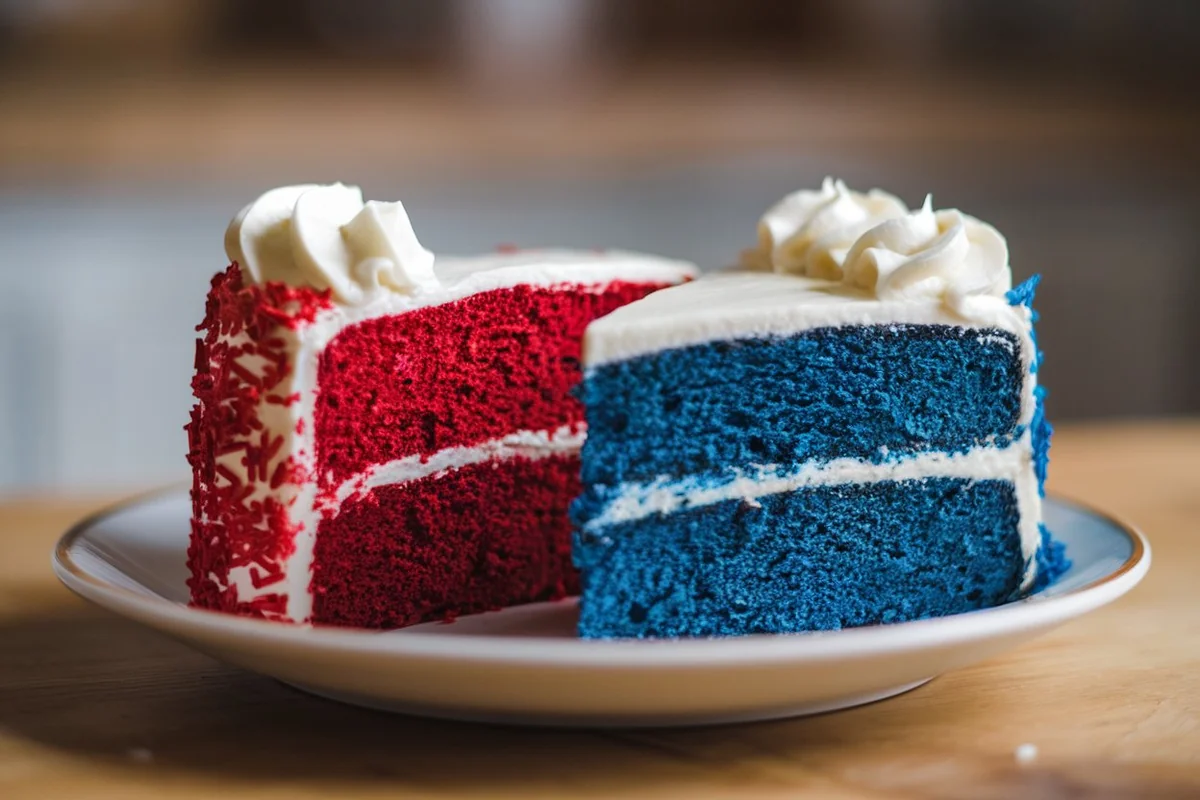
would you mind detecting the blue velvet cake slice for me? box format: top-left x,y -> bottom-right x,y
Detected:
572,179 -> 1069,638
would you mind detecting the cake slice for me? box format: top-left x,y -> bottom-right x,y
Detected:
572,179 -> 1069,638
187,183 -> 695,627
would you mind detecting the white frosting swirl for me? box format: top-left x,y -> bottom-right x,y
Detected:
225,184 -> 437,304
741,177 -> 907,279
842,195 -> 1011,304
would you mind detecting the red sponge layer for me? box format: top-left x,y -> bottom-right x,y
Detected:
311,454 -> 582,629
187,262 -> 677,626
313,282 -> 659,490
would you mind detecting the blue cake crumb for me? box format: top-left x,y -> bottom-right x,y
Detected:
1009,275 -> 1068,578
575,479 -> 1025,638
1008,275 -> 1052,497
1031,386 -> 1053,498
1007,277 -> 1042,372
1033,523 -> 1071,591
1004,275 -> 1039,308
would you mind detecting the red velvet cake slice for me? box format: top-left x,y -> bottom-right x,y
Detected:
186,184 -> 695,627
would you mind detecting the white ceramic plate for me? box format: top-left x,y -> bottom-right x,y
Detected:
53,489 -> 1149,728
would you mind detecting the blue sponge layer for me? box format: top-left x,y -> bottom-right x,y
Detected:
579,325 -> 1024,487
574,477 -> 1025,638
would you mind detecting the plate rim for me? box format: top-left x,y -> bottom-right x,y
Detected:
52,486 -> 1151,668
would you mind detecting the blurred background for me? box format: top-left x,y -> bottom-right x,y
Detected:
0,0 -> 1197,492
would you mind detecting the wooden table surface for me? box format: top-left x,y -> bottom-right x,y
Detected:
1,420 -> 1197,799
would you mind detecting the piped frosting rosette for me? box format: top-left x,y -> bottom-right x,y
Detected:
225,184 -> 438,305
841,195 -> 1011,307
746,178 -> 1013,313
741,177 -> 908,279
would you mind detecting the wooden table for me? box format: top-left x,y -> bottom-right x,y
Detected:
1,421 -> 1197,799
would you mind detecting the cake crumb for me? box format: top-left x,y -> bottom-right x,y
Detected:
1014,743 -> 1038,765
127,747 -> 154,764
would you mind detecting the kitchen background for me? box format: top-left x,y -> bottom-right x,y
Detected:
0,0 -> 1197,491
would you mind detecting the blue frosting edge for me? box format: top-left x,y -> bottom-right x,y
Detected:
1008,275 -> 1071,584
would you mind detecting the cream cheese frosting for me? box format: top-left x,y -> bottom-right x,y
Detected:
225,183 -> 437,304
583,270 -> 1031,367
740,178 -> 1012,313
224,184 -> 701,310
741,177 -> 908,279
842,195 -> 1011,307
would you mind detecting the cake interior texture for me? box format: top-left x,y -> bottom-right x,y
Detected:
313,283 -> 629,485
307,284 -> 657,628
577,324 -> 1023,488
576,478 -> 1023,638
314,455 -> 581,628
188,265 -> 664,627
573,293 -> 1068,638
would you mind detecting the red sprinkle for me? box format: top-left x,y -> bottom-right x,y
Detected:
185,263 -> 331,619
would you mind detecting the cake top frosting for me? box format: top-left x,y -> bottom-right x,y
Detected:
583,271 -> 1028,366
741,178 -> 1011,305
225,183 -> 695,306
585,179 -> 1023,366
226,184 -> 438,305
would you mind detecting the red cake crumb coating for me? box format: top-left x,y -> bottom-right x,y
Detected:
313,282 -> 658,491
186,264 -> 333,618
312,455 -> 582,628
